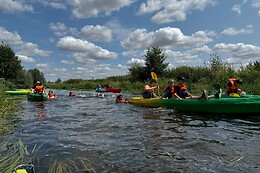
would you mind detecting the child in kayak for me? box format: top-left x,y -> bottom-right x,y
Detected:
163,79 -> 175,99
174,76 -> 208,100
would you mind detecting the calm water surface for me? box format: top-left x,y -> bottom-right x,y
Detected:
2,90 -> 260,172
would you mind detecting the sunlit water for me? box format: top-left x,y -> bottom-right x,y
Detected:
2,90 -> 260,172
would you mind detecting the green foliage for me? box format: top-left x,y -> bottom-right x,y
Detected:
128,62 -> 146,82
145,46 -> 168,77
128,46 -> 168,82
0,43 -> 23,82
28,68 -> 46,84
55,78 -> 62,84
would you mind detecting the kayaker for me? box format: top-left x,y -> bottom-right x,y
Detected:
116,94 -> 128,103
142,78 -> 159,99
226,78 -> 242,95
163,79 -> 175,99
69,91 -> 75,96
174,76 -> 208,100
47,90 -> 56,99
31,81 -> 45,94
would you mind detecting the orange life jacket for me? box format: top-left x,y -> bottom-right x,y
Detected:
178,84 -> 187,91
116,99 -> 125,103
228,78 -> 239,90
163,86 -> 175,97
48,93 -> 56,99
35,85 -> 43,94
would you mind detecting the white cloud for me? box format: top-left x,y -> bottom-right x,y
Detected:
0,27 -> 23,45
252,0 -> 260,8
164,50 -> 203,67
213,43 -> 260,62
54,68 -> 67,72
17,54 -> 35,63
49,22 -> 67,31
80,25 -> 112,42
0,0 -> 33,13
221,25 -> 254,36
231,4 -> 241,14
137,0 -> 216,24
71,0 -> 135,19
57,36 -> 117,62
122,50 -> 144,57
36,63 -> 49,70
37,0 -> 67,10
18,43 -> 52,56
190,45 -> 212,54
127,58 -> 145,66
49,22 -> 77,37
116,64 -> 127,69
122,27 -> 215,49
61,60 -> 74,65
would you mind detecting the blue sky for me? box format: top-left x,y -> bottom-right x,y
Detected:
1,0 -> 260,82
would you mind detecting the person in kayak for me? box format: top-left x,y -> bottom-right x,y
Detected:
174,76 -> 208,100
47,90 -> 56,99
163,79 -> 175,99
226,78 -> 242,95
116,94 -> 128,103
31,81 -> 45,94
142,78 -> 159,99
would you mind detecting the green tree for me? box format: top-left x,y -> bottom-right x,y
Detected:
128,46 -> 168,82
128,62 -> 146,82
0,42 -> 23,82
145,46 -> 168,78
28,68 -> 46,84
55,78 -> 62,84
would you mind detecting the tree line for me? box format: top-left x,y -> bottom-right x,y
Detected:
0,42 -> 46,89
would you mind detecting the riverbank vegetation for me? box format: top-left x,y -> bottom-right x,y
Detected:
47,47 -> 260,95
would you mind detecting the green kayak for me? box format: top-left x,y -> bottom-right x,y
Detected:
5,89 -> 30,95
27,93 -> 48,101
127,95 -> 260,114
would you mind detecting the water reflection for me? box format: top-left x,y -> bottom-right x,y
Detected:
35,102 -> 47,119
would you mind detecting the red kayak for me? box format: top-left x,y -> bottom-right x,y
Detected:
105,87 -> 121,93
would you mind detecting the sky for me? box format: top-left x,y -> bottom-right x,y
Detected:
1,0 -> 260,82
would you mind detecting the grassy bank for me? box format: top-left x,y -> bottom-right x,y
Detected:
0,79 -> 21,116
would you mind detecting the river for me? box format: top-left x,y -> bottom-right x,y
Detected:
1,90 -> 260,172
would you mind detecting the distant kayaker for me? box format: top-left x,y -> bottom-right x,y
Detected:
174,76 -> 208,100
116,94 -> 128,103
226,78 -> 242,96
69,91 -> 75,96
142,78 -> 159,99
163,79 -> 175,99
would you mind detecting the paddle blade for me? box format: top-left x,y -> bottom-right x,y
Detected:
151,72 -> 158,81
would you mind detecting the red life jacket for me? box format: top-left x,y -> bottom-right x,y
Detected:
35,85 -> 43,94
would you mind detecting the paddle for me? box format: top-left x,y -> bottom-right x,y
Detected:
151,72 -> 160,97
